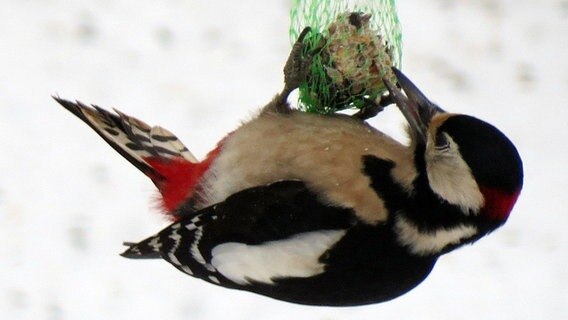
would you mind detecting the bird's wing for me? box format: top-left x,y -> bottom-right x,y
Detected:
121,180 -> 355,284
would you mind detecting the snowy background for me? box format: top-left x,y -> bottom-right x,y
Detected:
1,0 -> 567,319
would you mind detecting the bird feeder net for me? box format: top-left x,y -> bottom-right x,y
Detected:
290,0 -> 402,114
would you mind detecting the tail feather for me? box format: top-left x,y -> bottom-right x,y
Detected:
111,108 -> 197,162
56,97 -> 208,216
149,126 -> 198,162
121,237 -> 162,259
55,97 -> 157,178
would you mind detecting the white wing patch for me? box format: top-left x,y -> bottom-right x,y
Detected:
394,216 -> 478,256
210,230 -> 346,285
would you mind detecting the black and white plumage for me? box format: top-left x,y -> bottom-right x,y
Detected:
57,35 -> 523,306
122,180 -> 436,306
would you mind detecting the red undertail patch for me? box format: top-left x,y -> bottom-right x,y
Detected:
144,146 -> 222,219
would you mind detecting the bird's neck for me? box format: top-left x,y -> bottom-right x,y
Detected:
363,153 -> 484,257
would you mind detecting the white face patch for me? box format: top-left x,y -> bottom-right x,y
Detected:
210,230 -> 346,285
426,134 -> 484,214
394,216 -> 478,256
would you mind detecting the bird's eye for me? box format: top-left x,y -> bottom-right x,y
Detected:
435,132 -> 450,151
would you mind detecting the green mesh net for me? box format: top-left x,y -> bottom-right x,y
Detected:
290,0 -> 402,114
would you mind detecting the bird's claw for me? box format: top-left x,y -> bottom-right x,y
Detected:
352,95 -> 395,120
282,27 -> 313,99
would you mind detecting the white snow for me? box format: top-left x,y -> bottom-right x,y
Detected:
1,0 -> 566,319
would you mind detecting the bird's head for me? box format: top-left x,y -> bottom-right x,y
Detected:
384,68 -> 523,253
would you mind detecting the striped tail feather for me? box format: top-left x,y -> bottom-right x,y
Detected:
121,237 -> 162,259
55,97 -> 208,217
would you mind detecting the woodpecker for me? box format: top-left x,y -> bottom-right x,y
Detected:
56,30 -> 523,306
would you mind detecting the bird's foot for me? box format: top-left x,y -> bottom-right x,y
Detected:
352,94 -> 395,120
280,27 -> 313,102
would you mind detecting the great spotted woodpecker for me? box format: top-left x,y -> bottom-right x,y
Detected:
56,30 -> 523,306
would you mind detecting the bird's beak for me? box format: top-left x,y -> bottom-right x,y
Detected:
383,67 -> 444,144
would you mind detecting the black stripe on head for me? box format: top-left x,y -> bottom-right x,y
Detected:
439,115 -> 523,193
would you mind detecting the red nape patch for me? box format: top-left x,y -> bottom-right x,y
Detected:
480,187 -> 521,221
144,146 -> 222,220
